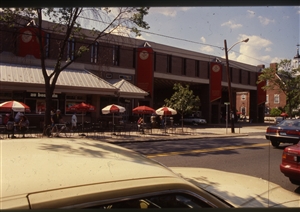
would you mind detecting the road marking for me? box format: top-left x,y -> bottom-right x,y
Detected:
146,142 -> 270,158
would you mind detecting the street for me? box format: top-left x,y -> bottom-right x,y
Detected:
117,132 -> 300,195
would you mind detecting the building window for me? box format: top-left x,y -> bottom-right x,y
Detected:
153,52 -> 156,71
274,94 -> 280,104
248,72 -> 251,84
182,58 -> 186,75
167,55 -> 172,73
266,95 -> 269,103
132,48 -> 136,68
45,33 -> 50,58
195,60 -> 200,77
90,42 -> 98,63
239,69 -> 242,83
67,37 -> 75,61
113,45 -> 119,66
241,94 -> 246,101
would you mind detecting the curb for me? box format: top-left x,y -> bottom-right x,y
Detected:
86,132 -> 250,144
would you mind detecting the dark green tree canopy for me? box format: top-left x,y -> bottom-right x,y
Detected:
164,83 -> 200,127
257,59 -> 300,117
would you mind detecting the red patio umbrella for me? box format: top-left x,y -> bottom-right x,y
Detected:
0,100 -> 31,112
280,112 -> 288,117
69,102 -> 95,112
132,105 -> 155,114
68,102 -> 96,134
132,105 -> 155,124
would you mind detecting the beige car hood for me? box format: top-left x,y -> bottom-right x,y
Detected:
170,167 -> 300,208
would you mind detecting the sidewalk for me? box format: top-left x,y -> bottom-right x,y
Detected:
0,123 -> 269,143
85,123 -> 269,144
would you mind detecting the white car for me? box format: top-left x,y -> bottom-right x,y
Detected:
1,138 -> 299,209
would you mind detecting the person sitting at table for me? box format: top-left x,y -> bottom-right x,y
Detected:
18,115 -> 29,138
6,117 -> 16,138
137,116 -> 144,133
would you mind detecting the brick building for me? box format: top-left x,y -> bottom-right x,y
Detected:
0,19 -> 264,127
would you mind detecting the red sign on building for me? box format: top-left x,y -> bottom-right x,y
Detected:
136,43 -> 153,97
210,62 -> 223,102
18,27 -> 45,59
257,73 -> 266,105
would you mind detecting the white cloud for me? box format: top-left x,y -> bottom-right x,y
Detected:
271,57 -> 282,63
221,21 -> 242,29
200,45 -> 214,53
265,47 -> 272,52
258,16 -> 275,25
149,7 -> 191,17
200,36 -> 206,43
247,10 -> 255,18
226,34 -> 273,66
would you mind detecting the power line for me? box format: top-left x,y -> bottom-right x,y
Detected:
75,13 -> 269,65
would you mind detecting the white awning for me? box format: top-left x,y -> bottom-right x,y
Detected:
0,63 -> 118,95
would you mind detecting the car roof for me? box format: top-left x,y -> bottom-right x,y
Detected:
2,138 -> 192,208
1,138 -> 220,209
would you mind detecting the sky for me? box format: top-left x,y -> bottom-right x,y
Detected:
134,6 -> 300,67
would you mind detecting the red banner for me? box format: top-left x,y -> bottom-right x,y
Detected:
210,62 -> 222,102
257,73 -> 266,105
136,46 -> 153,97
18,27 -> 45,59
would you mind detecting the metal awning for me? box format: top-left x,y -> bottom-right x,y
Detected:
0,63 -> 118,95
106,79 -> 148,99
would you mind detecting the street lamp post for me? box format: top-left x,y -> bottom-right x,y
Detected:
224,38 -> 249,133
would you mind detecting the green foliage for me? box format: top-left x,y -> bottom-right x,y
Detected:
257,59 -> 300,117
270,108 -> 282,117
164,83 -> 200,127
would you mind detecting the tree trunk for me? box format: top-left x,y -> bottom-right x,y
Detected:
44,82 -> 53,128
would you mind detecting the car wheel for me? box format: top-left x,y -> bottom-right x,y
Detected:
270,139 -> 280,148
289,178 -> 300,185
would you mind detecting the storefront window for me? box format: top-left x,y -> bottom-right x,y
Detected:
37,100 -> 46,114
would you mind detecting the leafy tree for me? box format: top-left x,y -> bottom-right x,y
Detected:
270,108 -> 281,117
0,7 -> 150,126
257,59 -> 300,117
164,83 -> 200,128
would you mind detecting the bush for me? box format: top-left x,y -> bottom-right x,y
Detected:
270,108 -> 282,117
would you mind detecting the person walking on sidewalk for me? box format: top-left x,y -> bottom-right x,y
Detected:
71,112 -> 77,131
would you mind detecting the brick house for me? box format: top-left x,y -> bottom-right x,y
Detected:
236,46 -> 300,120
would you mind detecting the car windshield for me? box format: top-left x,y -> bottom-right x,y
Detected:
277,119 -> 300,127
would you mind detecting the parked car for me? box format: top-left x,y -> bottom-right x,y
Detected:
265,119 -> 300,147
181,116 -> 207,125
280,141 -> 300,185
1,138 -> 299,209
274,116 -> 284,124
